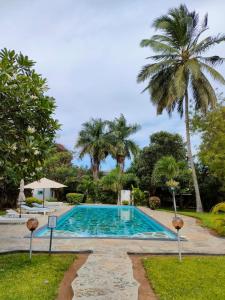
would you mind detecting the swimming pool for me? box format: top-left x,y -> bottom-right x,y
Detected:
36,205 -> 177,240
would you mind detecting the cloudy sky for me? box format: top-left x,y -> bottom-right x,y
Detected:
1,0 -> 225,169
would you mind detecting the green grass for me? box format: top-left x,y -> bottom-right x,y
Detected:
159,208 -> 225,236
143,256 -> 225,300
0,210 -> 6,216
0,253 -> 76,300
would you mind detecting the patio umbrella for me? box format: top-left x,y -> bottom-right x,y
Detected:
17,179 -> 26,218
24,178 -> 66,207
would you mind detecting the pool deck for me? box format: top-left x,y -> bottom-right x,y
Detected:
0,205 -> 225,255
1,205 -> 225,300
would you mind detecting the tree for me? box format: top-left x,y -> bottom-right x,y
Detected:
137,5 -> 225,212
101,167 -> 136,204
108,114 -> 140,171
129,131 -> 186,192
0,49 -> 59,206
152,156 -> 191,214
43,144 -> 84,192
192,100 -> 225,190
75,118 -> 113,180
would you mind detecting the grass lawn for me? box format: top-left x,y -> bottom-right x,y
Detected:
143,256 -> 225,300
159,208 -> 225,236
0,253 -> 76,300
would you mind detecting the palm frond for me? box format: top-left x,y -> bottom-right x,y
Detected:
191,34 -> 225,55
197,56 -> 225,66
199,62 -> 225,84
140,39 -> 179,54
137,60 -> 175,83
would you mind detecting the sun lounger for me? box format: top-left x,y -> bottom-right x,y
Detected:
6,209 -> 32,218
32,203 -> 57,211
45,201 -> 64,207
21,204 -> 51,215
0,216 -> 27,224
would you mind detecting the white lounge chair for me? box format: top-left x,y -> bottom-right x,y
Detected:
0,216 -> 27,224
21,204 -> 51,215
32,203 -> 57,211
6,209 -> 32,218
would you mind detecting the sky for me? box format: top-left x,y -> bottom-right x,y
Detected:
1,0 -> 225,170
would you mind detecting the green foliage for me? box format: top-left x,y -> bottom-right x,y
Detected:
192,100 -> 225,189
0,48 -> 59,206
77,175 -> 95,196
149,196 -> 161,209
25,197 -> 42,207
75,118 -> 114,179
152,156 -> 191,192
43,145 -> 84,193
143,256 -> 225,300
131,187 -> 146,206
122,200 -> 129,205
66,193 -> 83,205
108,114 -> 140,171
0,253 -> 76,300
212,202 -> 225,214
129,131 -> 186,192
195,164 -> 223,211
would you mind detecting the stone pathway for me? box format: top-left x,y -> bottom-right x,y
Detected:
72,250 -> 139,300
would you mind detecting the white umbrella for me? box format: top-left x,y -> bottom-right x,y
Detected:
24,178 -> 66,207
18,179 -> 26,218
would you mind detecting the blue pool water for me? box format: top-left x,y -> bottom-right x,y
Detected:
36,205 -> 177,240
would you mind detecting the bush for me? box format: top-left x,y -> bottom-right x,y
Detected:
25,197 -> 42,207
149,196 -> 161,210
46,197 -> 57,202
122,200 -> 129,205
132,187 -> 146,206
212,202 -> 225,214
66,193 -> 83,205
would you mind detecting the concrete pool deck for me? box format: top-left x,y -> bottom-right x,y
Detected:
1,205 -> 225,300
0,205 -> 225,254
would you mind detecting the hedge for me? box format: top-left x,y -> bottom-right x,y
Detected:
66,193 -> 84,205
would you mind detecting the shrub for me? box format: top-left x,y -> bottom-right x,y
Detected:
122,200 -> 129,205
149,196 -> 161,210
66,193 -> 83,205
212,202 -> 225,214
25,197 -> 42,207
132,187 -> 146,206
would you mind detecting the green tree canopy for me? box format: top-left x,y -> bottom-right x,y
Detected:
129,131 -> 186,191
101,167 -> 138,204
192,100 -> 225,190
0,49 -> 59,205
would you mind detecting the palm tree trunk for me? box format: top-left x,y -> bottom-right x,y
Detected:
117,156 -> 125,173
184,90 -> 203,212
92,162 -> 99,180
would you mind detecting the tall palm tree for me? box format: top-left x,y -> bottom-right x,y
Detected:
137,5 -> 225,212
76,118 -> 113,180
108,114 -> 140,172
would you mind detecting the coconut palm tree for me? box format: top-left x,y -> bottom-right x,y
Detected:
76,118 -> 113,180
108,114 -> 140,172
137,5 -> 225,212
